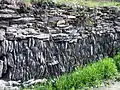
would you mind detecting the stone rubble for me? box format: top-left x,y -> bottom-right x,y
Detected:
0,80 -> 19,90
0,78 -> 47,90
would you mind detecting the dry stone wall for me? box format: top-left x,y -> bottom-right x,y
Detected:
0,1 -> 120,82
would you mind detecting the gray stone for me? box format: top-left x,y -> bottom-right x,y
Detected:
67,15 -> 76,19
8,81 -> 20,86
57,20 -> 66,26
0,60 -> 3,77
0,14 -> 20,19
115,21 -> 120,26
0,86 -> 4,90
0,9 -> 15,14
0,29 -> 5,41
26,79 -> 47,86
0,0 -> 24,5
116,10 -> 120,16
57,24 -> 69,28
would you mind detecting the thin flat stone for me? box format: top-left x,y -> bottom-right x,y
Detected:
67,15 -> 76,19
0,14 -> 20,19
0,9 -> 15,14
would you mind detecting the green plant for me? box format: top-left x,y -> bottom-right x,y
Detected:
24,57 -> 118,90
46,57 -> 117,90
70,58 -> 118,89
114,52 -> 120,72
24,0 -> 120,7
55,0 -> 120,7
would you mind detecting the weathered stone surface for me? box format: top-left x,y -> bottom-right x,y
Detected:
0,80 -> 20,90
0,1 -> 120,83
57,20 -> 66,26
0,9 -> 15,14
23,78 -> 47,87
0,0 -> 23,5
0,29 -> 5,41
0,60 -> 3,77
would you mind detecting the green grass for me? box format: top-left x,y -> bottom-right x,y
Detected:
24,0 -> 120,7
114,52 -> 120,72
24,56 -> 118,90
53,0 -> 120,7
24,0 -> 31,3
48,58 -> 118,90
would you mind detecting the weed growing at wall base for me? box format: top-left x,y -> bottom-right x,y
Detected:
51,58 -> 118,90
114,52 -> 120,72
25,57 -> 118,90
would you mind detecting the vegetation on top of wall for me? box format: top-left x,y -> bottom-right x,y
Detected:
24,56 -> 118,90
53,0 -> 120,7
24,0 -> 120,7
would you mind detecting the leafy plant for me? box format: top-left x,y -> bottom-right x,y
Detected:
114,52 -> 120,72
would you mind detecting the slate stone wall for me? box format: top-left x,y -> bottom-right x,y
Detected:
0,1 -> 120,81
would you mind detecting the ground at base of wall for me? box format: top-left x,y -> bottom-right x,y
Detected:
92,81 -> 120,90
